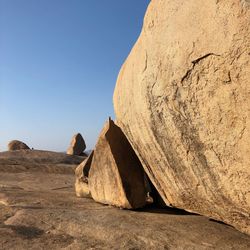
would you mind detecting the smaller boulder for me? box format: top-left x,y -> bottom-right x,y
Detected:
75,151 -> 93,198
89,118 -> 147,209
67,133 -> 86,156
8,140 -> 30,151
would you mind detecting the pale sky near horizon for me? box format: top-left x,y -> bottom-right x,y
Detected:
0,0 -> 150,152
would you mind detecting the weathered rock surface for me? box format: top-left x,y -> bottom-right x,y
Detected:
8,140 -> 30,151
89,118 -> 147,209
0,151 -> 250,249
0,150 -> 85,174
67,133 -> 86,156
114,0 -> 250,234
75,151 -> 93,198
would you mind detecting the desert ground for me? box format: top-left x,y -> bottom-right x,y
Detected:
0,150 -> 250,249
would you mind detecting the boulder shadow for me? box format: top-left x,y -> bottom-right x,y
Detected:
7,225 -> 44,239
135,204 -> 198,216
209,218 -> 232,227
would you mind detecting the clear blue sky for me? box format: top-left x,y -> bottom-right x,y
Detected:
0,0 -> 150,151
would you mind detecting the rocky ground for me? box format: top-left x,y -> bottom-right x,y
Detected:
0,150 -> 250,249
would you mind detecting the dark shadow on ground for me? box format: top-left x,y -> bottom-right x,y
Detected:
209,218 -> 233,227
6,225 -> 44,239
135,204 -> 198,216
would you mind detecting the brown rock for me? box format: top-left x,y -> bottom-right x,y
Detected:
88,118 -> 147,209
67,133 -> 86,156
8,140 -> 30,151
75,151 -> 93,198
113,0 -> 250,234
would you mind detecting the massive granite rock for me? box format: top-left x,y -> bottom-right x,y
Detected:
8,140 -> 30,151
113,0 -> 250,234
67,133 -> 86,156
75,151 -> 93,198
88,118 -> 147,209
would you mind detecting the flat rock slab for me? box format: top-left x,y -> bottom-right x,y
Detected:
0,151 -> 250,249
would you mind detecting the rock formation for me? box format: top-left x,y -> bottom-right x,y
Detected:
8,140 -> 30,151
75,151 -> 93,198
113,0 -> 250,234
88,118 -> 147,209
67,133 -> 86,156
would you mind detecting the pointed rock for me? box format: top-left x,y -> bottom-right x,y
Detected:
75,151 -> 93,198
89,118 -> 147,209
67,133 -> 86,156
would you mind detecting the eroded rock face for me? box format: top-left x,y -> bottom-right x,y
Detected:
113,0 -> 250,234
75,151 -> 93,198
67,133 -> 86,156
88,118 -> 147,209
8,140 -> 30,151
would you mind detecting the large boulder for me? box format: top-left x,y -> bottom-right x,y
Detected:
88,118 -> 147,209
75,151 -> 93,198
67,133 -> 86,156
113,0 -> 250,234
8,140 -> 30,151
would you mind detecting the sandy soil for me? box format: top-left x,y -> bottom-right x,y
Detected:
0,150 -> 250,249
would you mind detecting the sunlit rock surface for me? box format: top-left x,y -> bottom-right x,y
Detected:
114,0 -> 250,234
